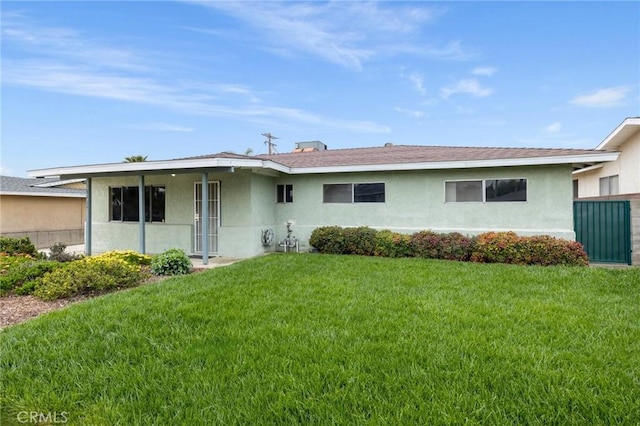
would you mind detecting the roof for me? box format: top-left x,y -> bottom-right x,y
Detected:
0,176 -> 86,198
256,145 -> 610,169
28,144 -> 619,179
596,117 -> 640,151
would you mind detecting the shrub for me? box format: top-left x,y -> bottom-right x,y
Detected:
374,230 -> 413,258
470,232 -> 588,266
0,261 -> 64,296
150,248 -> 192,276
34,257 -> 147,300
0,236 -> 38,257
343,227 -> 378,256
438,232 -> 476,262
0,254 -> 33,275
92,250 -> 152,266
411,231 -> 443,259
309,226 -> 348,254
47,242 -> 83,262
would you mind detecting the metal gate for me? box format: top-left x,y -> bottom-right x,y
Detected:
574,200 -> 631,265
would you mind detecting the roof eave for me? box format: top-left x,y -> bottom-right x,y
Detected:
596,117 -> 640,151
0,191 -> 86,198
28,157 -> 289,179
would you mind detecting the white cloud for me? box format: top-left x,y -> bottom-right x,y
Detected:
441,79 -> 493,99
408,72 -> 426,96
570,86 -> 631,108
394,107 -> 425,118
544,122 -> 562,133
2,17 -> 390,135
192,1 -> 466,70
471,66 -> 497,76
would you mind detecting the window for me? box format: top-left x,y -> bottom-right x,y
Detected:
110,185 -> 165,222
323,183 -> 385,203
599,175 -> 619,196
445,181 -> 483,202
445,179 -> 527,202
485,179 -> 527,202
573,180 -> 579,199
276,184 -> 293,203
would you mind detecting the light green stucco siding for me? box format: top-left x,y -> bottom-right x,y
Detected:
89,164 -> 575,258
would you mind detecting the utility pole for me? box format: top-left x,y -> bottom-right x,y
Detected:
262,132 -> 279,155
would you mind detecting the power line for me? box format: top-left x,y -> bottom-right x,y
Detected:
262,132 -> 279,155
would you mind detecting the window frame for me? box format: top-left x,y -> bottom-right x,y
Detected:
444,178 -> 528,203
110,185 -> 166,223
276,184 -> 294,203
323,182 -> 386,204
599,175 -> 619,196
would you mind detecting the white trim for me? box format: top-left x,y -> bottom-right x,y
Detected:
596,117 -> 640,151
28,151 -> 619,178
571,163 -> 604,175
32,178 -> 86,188
0,191 -> 85,198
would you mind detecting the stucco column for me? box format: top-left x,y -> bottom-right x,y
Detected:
202,173 -> 209,265
85,177 -> 92,256
139,175 -> 146,254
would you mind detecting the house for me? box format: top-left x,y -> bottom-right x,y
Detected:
573,117 -> 640,198
0,176 -> 86,248
572,117 -> 640,265
28,143 -> 617,263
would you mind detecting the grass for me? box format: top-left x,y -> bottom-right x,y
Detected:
1,254 -> 639,425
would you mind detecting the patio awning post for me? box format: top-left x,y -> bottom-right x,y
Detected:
202,173 -> 209,265
85,178 -> 92,256
139,175 -> 146,254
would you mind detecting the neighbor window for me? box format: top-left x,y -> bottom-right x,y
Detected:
323,183 -> 385,203
599,175 -> 619,196
445,179 -> 527,202
110,185 -> 165,222
277,184 -> 293,203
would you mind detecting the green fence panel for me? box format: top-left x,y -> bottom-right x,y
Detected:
574,200 -> 631,265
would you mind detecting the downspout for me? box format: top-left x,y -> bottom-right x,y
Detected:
85,177 -> 92,256
139,175 -> 146,254
202,172 -> 209,265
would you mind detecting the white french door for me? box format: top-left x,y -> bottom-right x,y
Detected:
194,181 -> 220,255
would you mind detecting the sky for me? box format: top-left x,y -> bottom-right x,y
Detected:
1,1 -> 639,177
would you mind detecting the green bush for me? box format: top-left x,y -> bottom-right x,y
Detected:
0,236 -> 38,257
470,232 -> 588,266
92,250 -> 152,266
343,227 -> 378,256
150,248 -> 192,276
0,261 -> 64,296
309,226 -> 348,254
374,230 -> 413,258
0,254 -> 33,275
34,257 -> 147,301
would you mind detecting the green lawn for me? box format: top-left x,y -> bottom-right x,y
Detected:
1,254 -> 639,425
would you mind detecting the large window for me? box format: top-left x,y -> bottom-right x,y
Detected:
276,184 -> 293,203
599,175 -> 619,196
323,183 -> 385,203
445,179 -> 527,203
110,185 -> 165,222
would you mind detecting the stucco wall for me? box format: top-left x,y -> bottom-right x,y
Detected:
89,164 -> 576,258
0,195 -> 86,248
576,131 -> 640,197
274,165 -> 575,251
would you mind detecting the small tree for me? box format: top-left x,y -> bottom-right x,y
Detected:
124,155 -> 148,162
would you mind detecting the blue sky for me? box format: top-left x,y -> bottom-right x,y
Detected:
1,1 -> 639,177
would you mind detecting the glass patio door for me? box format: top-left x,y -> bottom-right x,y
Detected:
194,181 -> 220,255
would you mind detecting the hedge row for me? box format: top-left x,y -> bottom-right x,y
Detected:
309,227 -> 589,266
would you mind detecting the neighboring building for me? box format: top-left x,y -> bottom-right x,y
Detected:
573,117 -> 640,198
0,176 -> 86,248
28,143 -> 616,261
